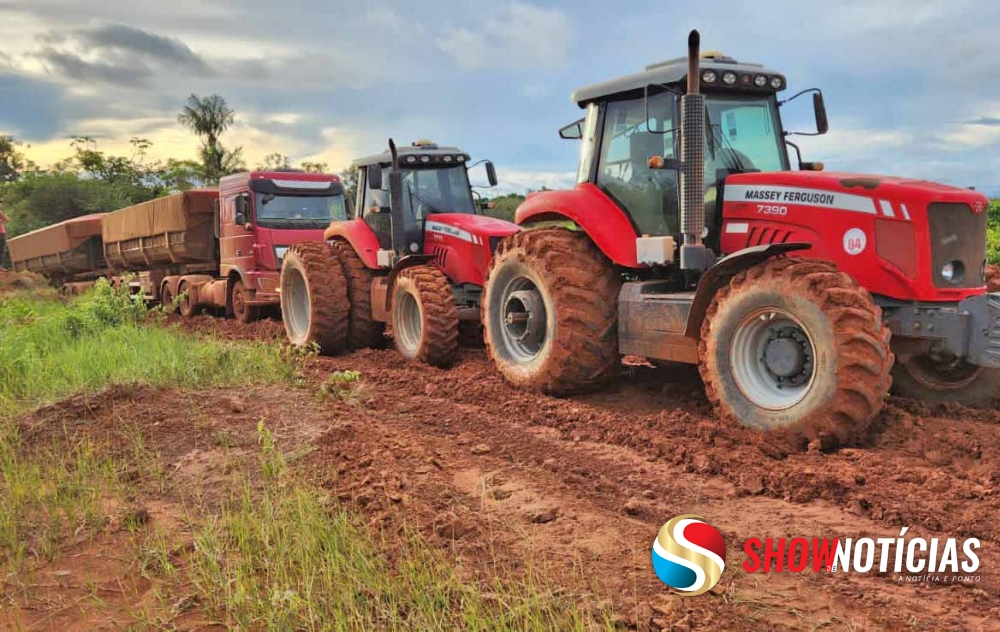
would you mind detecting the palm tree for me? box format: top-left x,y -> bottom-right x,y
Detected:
178,94 -> 239,182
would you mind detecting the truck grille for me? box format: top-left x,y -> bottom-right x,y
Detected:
927,202 -> 986,289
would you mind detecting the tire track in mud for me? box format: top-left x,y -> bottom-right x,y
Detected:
174,316 -> 1000,629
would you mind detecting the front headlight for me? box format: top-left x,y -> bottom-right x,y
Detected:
941,261 -> 965,284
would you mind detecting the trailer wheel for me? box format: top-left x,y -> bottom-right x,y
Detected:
892,356 -> 1000,406
160,284 -> 177,314
177,281 -> 199,318
330,240 -> 384,349
280,242 -> 349,353
391,264 -> 458,367
483,228 -> 620,394
231,279 -> 260,324
699,257 -> 893,446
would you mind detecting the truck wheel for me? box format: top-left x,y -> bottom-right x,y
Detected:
483,228 -> 620,394
391,265 -> 458,367
892,356 -> 1000,406
161,284 -> 177,314
231,279 -> 260,324
699,257 -> 893,446
330,240 -> 384,349
178,281 -> 199,318
280,242 -> 349,353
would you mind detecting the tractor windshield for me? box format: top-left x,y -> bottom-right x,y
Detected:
705,95 -> 787,173
255,193 -> 348,229
400,166 -> 477,220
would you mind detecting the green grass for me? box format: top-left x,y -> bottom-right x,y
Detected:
0,279 -> 296,414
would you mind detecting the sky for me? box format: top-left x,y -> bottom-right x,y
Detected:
1,0 -> 1000,195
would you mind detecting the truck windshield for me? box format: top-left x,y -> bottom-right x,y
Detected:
400,166 -> 476,219
255,193 -> 347,229
705,95 -> 787,173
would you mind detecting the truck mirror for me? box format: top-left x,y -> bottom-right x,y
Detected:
559,119 -> 583,140
213,199 -> 221,238
366,164 -> 383,191
813,92 -> 829,135
485,161 -> 498,187
234,195 -> 246,226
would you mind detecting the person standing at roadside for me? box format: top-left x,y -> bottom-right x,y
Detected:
0,203 -> 9,269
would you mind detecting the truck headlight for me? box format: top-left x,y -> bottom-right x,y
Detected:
942,261 -> 965,284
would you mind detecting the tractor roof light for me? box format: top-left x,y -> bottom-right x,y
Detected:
405,155 -> 417,163
770,76 -> 784,90
754,74 -> 768,87
722,71 -> 738,86
443,155 -> 453,163
456,155 -> 467,163
420,155 -> 431,163
702,70 -> 717,83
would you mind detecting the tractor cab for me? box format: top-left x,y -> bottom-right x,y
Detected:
353,140 -> 498,259
559,53 -> 826,255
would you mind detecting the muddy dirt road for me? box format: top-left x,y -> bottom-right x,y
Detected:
153,314 -> 1000,630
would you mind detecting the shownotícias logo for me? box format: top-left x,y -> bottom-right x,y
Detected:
651,514 -> 727,596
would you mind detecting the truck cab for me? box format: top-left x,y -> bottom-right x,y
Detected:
216,170 -> 347,316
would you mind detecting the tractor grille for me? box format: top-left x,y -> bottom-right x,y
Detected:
927,202 -> 986,289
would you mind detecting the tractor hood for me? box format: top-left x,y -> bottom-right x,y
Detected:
425,213 -> 521,240
724,170 -> 988,212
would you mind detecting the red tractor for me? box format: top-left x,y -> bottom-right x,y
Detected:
482,31 -> 1000,443
280,140 -> 519,365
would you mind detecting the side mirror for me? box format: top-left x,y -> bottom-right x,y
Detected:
213,199 -> 221,238
234,195 -> 246,226
484,161 -> 498,188
366,164 -> 383,191
813,92 -> 829,135
559,119 -> 584,140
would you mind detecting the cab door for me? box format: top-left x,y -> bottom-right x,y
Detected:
219,191 -> 256,277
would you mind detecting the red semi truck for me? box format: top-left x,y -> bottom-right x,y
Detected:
9,170 -> 347,321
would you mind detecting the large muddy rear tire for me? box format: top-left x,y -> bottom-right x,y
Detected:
330,240 -> 384,349
892,356 -> 1000,406
699,257 -> 893,445
280,241 -> 349,353
391,265 -> 458,367
483,228 -> 620,394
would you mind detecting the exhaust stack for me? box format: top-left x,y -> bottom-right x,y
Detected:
679,30 -> 710,271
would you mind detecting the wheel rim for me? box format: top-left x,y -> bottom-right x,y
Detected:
394,291 -> 422,354
282,267 -> 311,341
498,274 -> 547,362
904,355 -> 982,391
179,283 -> 192,315
730,307 -> 816,411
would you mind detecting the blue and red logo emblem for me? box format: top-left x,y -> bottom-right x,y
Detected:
651,514 -> 727,596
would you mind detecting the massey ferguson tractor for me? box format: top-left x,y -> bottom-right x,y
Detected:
280,140 -> 519,366
481,31 -> 1000,444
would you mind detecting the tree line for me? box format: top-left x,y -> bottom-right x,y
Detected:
0,95 -> 332,237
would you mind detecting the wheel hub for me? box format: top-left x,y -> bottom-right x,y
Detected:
503,289 -> 545,346
730,309 -> 817,411
762,326 -> 813,387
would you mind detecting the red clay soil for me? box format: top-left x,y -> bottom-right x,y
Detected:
10,313 -> 1000,630
158,314 -> 1000,630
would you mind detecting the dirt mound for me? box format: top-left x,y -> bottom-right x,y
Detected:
0,269 -> 49,298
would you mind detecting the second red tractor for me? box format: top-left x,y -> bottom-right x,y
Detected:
280,140 -> 518,365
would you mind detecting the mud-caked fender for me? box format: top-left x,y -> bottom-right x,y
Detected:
685,243 -> 812,338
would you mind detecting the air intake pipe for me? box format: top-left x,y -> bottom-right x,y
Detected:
679,30 -> 711,271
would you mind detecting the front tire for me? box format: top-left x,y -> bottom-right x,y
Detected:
391,265 -> 458,367
892,355 -> 1000,406
279,242 -> 349,353
483,228 -> 620,394
699,258 -> 893,445
232,279 -> 260,324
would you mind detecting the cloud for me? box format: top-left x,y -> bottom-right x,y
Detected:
494,169 -> 575,195
437,1 -> 571,70
31,22 -> 212,87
